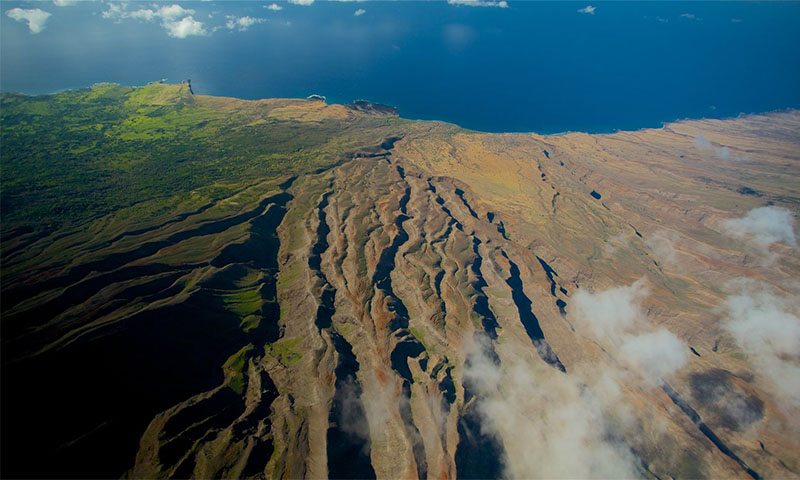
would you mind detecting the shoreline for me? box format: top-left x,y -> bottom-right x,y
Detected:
1,81 -> 798,138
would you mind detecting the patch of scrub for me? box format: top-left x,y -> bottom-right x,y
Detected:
224,344 -> 255,394
266,337 -> 303,367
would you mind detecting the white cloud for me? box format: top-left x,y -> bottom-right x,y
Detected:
265,3 -> 283,11
681,13 -> 700,20
288,0 -> 315,5
225,15 -> 265,31
101,3 -> 208,39
163,16 -> 207,38
128,9 -> 157,21
6,8 -> 51,34
52,0 -> 78,6
354,8 -> 366,16
723,281 -> 800,409
694,134 -> 745,161
644,230 -> 682,267
571,279 -> 648,341
102,4 -> 195,21
156,4 -> 195,20
571,279 -> 688,384
716,147 -> 733,160
722,206 -> 797,250
619,329 -> 688,384
577,5 -> 595,15
447,0 -> 509,8
694,134 -> 711,146
464,337 -> 638,479
100,2 -> 125,20
462,278 -> 693,477
104,4 -> 195,22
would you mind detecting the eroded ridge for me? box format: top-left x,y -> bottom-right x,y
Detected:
277,153 -> 573,478
309,190 -> 375,479
5,105 -> 799,480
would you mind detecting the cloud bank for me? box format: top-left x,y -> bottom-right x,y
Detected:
102,3 -> 208,38
619,329 -> 688,383
572,279 -> 688,385
571,280 -> 647,340
6,8 -> 51,34
461,279 -> 690,477
288,0 -> 315,5
723,280 -> 800,409
164,16 -> 207,38
463,335 -> 638,479
722,206 -> 797,250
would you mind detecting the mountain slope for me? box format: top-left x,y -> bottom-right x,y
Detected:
1,84 -> 798,479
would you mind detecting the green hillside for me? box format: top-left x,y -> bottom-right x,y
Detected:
0,81 -> 399,232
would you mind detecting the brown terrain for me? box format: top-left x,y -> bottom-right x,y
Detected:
2,86 -> 798,479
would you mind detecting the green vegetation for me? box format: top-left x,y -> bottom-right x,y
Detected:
0,82 -> 396,234
674,452 -> 705,479
240,315 -> 261,333
266,336 -> 303,367
224,344 -> 254,395
409,327 -> 430,351
223,287 -> 263,317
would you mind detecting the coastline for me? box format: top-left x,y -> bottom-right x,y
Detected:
1,81 -> 799,138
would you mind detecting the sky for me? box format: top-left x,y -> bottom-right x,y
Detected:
2,0 -> 800,133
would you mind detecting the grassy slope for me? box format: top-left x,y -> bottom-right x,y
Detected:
0,82 -> 401,233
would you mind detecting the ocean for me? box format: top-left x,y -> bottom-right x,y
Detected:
2,1 -> 799,133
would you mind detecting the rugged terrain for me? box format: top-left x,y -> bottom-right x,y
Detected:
1,82 -> 799,479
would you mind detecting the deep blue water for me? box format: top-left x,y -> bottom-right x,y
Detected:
2,1 -> 799,133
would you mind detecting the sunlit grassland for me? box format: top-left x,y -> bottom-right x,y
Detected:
0,82 -> 398,236
224,343 -> 255,395
266,336 -> 303,367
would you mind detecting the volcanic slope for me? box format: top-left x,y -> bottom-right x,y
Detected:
1,83 -> 799,479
